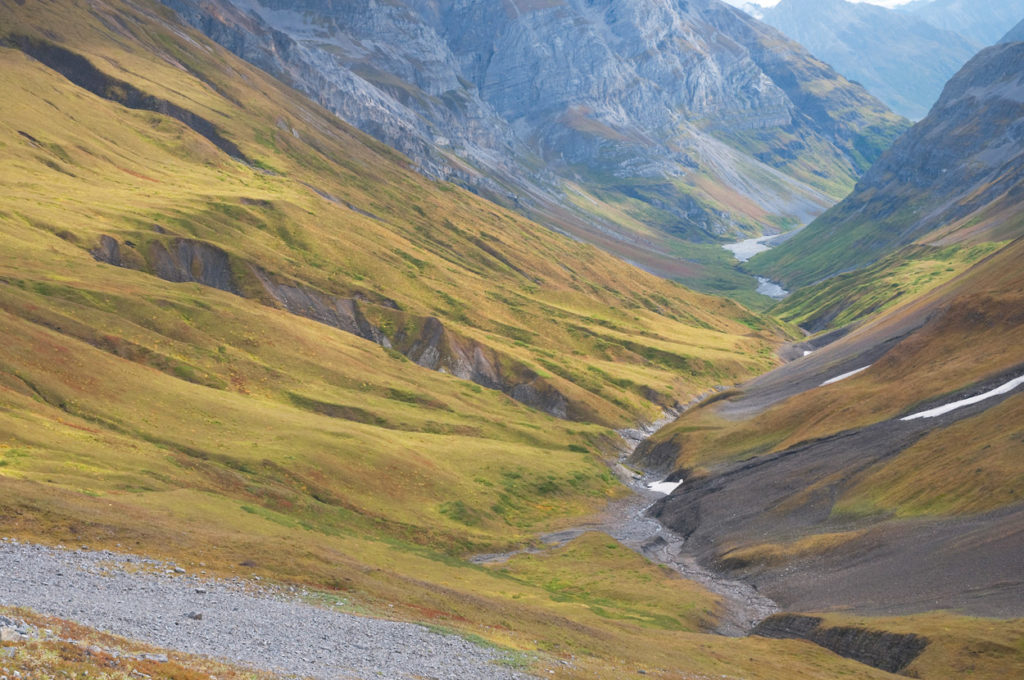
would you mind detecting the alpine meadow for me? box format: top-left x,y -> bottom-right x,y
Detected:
1,1 -> 1023,679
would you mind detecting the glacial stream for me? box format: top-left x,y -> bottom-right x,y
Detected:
470,233 -> 803,637
723,235 -> 789,300
472,417 -> 779,637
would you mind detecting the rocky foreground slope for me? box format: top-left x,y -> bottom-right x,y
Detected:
159,0 -> 906,289
0,540 -> 530,680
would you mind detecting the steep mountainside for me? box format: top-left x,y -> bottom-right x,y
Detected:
752,41 -> 1024,289
760,0 -> 977,120
908,0 -> 1024,47
1002,17 -> 1024,42
636,234 -> 1024,618
627,28 -> 1024,671
157,0 -> 906,300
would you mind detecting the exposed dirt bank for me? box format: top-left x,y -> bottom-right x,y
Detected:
753,614 -> 929,674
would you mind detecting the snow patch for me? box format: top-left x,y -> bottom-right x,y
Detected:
820,365 -> 871,386
901,375 -> 1024,421
647,480 -> 683,495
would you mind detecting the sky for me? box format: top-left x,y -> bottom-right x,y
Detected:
724,0 -> 918,7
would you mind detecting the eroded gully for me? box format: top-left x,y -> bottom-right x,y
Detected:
472,412 -> 779,638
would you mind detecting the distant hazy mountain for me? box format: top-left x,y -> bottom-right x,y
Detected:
752,41 -> 1024,288
1001,17 -> 1024,42
907,0 -> 1024,47
761,0 -> 977,120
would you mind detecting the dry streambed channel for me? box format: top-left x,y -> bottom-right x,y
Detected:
472,418 -> 779,637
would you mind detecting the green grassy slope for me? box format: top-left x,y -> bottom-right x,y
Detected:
770,242 -> 1003,332
0,1 -> 915,677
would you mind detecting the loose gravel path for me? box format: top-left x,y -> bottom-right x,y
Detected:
0,538 -> 533,680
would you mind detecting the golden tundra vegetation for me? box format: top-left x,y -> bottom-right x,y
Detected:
0,1 -> 1020,679
0,0 -> 883,678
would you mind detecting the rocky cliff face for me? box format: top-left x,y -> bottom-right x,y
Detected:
159,0 -> 906,285
760,0 -> 977,120
753,41 -> 1024,288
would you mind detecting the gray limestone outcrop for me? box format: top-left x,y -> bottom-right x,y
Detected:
158,0 -> 906,260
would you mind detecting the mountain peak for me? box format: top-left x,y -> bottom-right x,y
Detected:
1001,17 -> 1024,42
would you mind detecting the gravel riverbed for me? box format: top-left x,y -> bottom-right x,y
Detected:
0,538 -> 532,680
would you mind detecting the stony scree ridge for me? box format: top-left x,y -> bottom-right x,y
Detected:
0,539 -> 532,680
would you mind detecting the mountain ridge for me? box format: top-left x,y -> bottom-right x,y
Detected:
906,0 -> 1024,48
751,40 -> 1024,289
1002,17 -> 1024,42
156,0 -> 906,300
